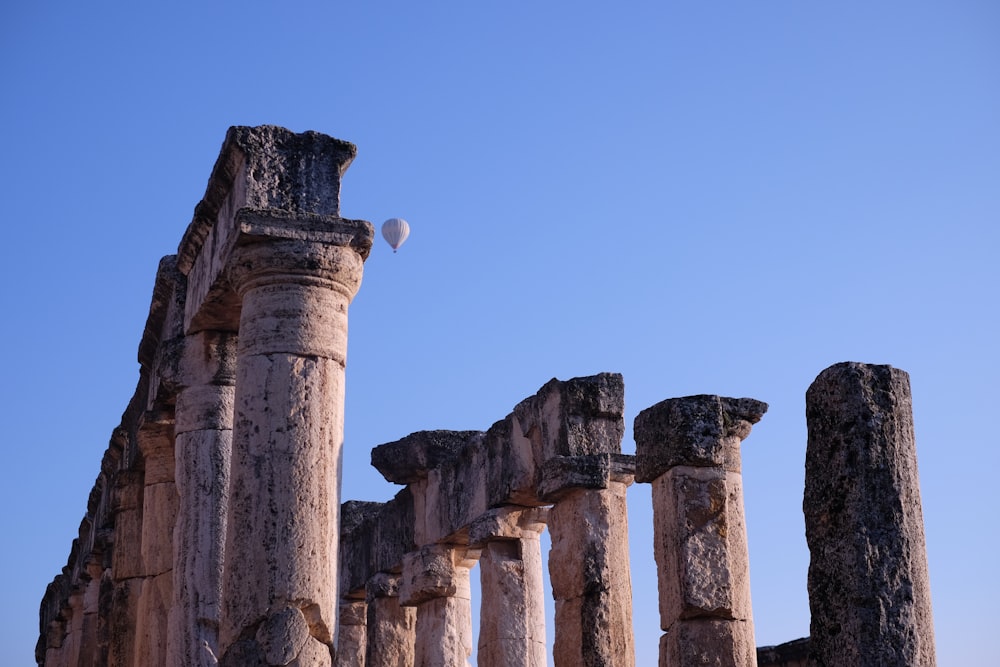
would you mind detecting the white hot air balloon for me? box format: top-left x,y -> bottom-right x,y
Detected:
381,218 -> 410,253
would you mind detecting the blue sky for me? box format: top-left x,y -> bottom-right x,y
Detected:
2,2 -> 997,664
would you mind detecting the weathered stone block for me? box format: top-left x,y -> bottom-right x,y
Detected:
662,618 -> 757,667
634,395 -> 767,481
537,453 -> 635,502
371,430 -> 482,484
652,467 -> 753,625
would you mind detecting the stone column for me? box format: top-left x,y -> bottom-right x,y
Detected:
166,330 -> 237,666
541,455 -> 636,667
804,362 -> 936,666
134,419 -> 177,666
219,232 -> 369,666
470,507 -> 549,667
366,573 -> 416,667
400,544 -> 479,667
335,599 -> 368,667
634,395 -> 767,667
107,469 -> 144,667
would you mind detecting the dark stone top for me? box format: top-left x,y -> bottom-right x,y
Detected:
371,430 -> 483,484
633,394 -> 767,482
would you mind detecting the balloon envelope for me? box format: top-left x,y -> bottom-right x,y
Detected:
381,218 -> 410,252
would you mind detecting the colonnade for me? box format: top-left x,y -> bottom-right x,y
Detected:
37,125 -> 936,667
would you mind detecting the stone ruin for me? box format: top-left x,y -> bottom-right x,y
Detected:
37,126 -> 936,667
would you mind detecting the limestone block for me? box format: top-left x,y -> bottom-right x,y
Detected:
413,596 -> 473,667
634,395 -> 767,481
138,421 -> 176,485
399,545 -> 475,607
107,578 -> 142,667
371,430 -> 482,484
335,600 -> 367,667
468,506 -> 548,546
140,481 -> 177,576
512,373 -> 625,461
340,500 -> 385,596
134,570 -> 173,665
651,467 -> 753,625
177,125 -> 369,332
805,362 -> 936,667
548,484 -> 634,667
110,471 -> 144,580
175,383 -> 236,433
256,606 -> 313,666
662,619 -> 757,667
366,575 -> 416,667
537,453 -> 635,503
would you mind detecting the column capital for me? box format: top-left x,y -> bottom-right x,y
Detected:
468,506 -> 549,546
399,544 -> 479,607
175,125 -> 373,335
634,395 -> 767,481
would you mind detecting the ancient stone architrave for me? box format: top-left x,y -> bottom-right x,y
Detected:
634,395 -> 767,667
804,362 -> 936,666
468,507 -> 549,667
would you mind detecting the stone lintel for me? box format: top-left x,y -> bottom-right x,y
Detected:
340,490 -> 415,597
468,506 -> 549,547
634,395 -> 767,482
538,454 -> 635,503
371,430 -> 483,484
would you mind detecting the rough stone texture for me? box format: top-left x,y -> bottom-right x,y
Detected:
634,394 -> 765,667
634,395 -> 767,481
804,362 -> 936,666
471,508 -> 548,667
662,619 -> 757,667
548,484 -> 635,667
372,431 -> 482,484
334,600 -> 367,667
400,545 -> 478,667
365,574 -> 416,667
37,126 -> 374,667
756,637 -> 810,667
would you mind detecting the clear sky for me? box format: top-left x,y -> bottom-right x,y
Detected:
2,1 -> 997,664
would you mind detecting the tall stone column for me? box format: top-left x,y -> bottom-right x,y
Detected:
134,419 -> 177,666
107,469 -> 144,667
400,544 -> 479,667
366,573 -> 416,667
469,507 -> 548,667
541,455 -> 636,667
634,395 -> 767,667
804,362 -> 936,666
219,232 -> 369,666
166,330 -> 237,666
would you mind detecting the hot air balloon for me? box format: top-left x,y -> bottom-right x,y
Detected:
381,218 -> 410,253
